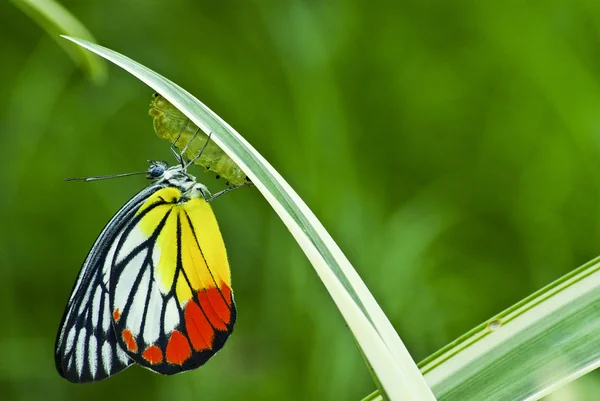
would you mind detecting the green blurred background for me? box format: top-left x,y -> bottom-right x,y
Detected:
1,0 -> 600,400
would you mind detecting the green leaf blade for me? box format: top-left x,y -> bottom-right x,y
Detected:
368,257 -> 600,400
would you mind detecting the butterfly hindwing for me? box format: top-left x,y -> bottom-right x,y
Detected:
109,187 -> 236,374
55,185 -> 161,382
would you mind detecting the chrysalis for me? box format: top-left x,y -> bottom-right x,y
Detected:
149,93 -> 250,186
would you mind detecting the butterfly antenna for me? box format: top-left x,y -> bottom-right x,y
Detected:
65,171 -> 148,182
186,132 -> 213,169
170,119 -> 189,166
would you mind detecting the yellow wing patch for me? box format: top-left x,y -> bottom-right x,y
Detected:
183,198 -> 231,286
135,187 -> 231,302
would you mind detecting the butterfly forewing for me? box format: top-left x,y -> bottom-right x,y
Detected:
55,185 -> 162,382
109,187 -> 236,374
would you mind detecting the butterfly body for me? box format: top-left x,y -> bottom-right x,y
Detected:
55,161 -> 235,383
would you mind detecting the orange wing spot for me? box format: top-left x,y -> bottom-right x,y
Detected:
142,345 -> 163,364
122,329 -> 138,352
198,289 -> 229,329
220,284 -> 233,306
198,288 -> 229,330
113,308 -> 121,322
166,330 -> 192,365
184,300 -> 213,351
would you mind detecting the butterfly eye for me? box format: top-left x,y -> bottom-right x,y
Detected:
149,165 -> 165,178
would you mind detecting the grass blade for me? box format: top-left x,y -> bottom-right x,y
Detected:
366,256 -> 600,400
12,0 -> 106,83
61,36 -> 436,400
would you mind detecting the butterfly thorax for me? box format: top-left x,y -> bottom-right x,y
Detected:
148,161 -> 209,202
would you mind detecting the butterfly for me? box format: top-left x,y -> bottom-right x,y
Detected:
55,129 -> 245,383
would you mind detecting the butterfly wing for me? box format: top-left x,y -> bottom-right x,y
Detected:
55,185 -> 162,382
110,186 -> 235,374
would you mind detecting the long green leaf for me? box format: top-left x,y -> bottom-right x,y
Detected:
62,36 -> 436,400
366,256 -> 600,400
12,0 -> 106,83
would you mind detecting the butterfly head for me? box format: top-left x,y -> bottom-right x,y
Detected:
146,160 -> 191,183
147,161 -> 168,179
146,160 -> 209,200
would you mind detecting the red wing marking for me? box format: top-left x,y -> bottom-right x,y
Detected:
113,308 -> 121,322
142,346 -> 163,364
166,330 -> 192,365
122,329 -> 138,352
220,285 -> 233,306
198,287 -> 231,326
184,301 -> 213,351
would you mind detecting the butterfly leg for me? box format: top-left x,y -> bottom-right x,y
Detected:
171,119 -> 190,166
185,132 -> 213,168
203,182 -> 254,202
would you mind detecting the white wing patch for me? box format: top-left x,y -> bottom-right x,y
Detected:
88,334 -> 98,378
75,328 -> 86,376
129,269 -> 151,335
115,227 -> 147,265
113,251 -> 146,314
163,297 -> 180,334
101,342 -> 113,375
143,282 -> 163,344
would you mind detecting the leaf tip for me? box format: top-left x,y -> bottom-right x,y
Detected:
61,35 -> 77,43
